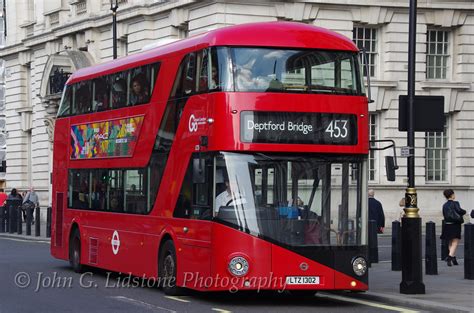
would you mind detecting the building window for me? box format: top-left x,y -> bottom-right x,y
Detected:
119,35 -> 128,57
426,29 -> 449,79
353,26 -> 377,77
25,63 -> 32,107
369,113 -> 377,181
76,0 -> 87,15
425,120 -> 448,182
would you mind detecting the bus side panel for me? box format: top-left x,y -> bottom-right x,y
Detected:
155,94 -> 210,219
51,118 -> 72,261
210,223 -> 272,291
173,219 -> 212,289
77,213 -> 160,278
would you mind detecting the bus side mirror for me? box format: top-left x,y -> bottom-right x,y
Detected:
385,156 -> 396,182
193,158 -> 206,184
370,140 -> 399,182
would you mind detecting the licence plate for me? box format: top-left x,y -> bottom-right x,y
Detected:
285,276 -> 320,285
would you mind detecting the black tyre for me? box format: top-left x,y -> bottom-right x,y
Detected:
159,240 -> 186,296
69,228 -> 84,273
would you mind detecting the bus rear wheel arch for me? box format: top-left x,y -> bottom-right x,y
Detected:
69,226 -> 84,273
158,239 -> 186,296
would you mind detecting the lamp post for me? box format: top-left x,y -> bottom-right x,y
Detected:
110,0 -> 119,59
400,0 -> 425,294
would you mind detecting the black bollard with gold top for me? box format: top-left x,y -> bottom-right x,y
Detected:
400,188 -> 425,293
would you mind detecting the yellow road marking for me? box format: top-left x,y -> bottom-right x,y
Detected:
317,293 -> 419,313
164,296 -> 190,303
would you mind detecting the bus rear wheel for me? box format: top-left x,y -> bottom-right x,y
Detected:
159,240 -> 186,296
69,229 -> 84,273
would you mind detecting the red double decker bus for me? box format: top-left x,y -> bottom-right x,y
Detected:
51,21 -> 369,295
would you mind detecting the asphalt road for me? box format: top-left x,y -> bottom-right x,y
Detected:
0,236 -> 437,313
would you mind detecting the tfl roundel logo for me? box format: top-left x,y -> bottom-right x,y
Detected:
111,230 -> 120,255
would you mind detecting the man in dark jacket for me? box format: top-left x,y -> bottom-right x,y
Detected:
368,189 -> 385,233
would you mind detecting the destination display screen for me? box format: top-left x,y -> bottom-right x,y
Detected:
240,111 -> 357,145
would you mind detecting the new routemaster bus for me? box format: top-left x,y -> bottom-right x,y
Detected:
51,21 -> 369,295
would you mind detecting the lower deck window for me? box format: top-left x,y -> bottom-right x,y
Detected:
68,167 -> 152,214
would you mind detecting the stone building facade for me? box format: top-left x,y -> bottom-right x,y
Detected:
0,0 -> 6,188
0,0 -> 473,223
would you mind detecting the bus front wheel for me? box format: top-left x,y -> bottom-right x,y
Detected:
159,240 -> 186,296
69,229 -> 84,273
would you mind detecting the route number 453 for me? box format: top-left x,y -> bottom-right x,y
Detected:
325,120 -> 348,138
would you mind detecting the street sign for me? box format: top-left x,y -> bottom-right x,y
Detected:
400,146 -> 412,157
398,95 -> 445,132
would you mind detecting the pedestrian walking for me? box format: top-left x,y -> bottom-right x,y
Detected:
398,197 -> 405,221
368,189 -> 385,233
0,188 -> 7,225
23,187 -> 40,224
6,188 -> 22,226
440,189 -> 466,266
7,188 -> 22,201
0,188 -> 7,207
20,191 -> 27,221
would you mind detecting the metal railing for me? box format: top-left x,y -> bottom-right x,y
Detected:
76,1 -> 87,15
49,68 -> 71,95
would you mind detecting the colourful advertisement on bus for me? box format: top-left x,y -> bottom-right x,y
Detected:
70,116 -> 144,159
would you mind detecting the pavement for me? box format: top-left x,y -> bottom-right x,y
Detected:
351,259 -> 474,313
1,225 -> 473,312
0,220 -> 49,242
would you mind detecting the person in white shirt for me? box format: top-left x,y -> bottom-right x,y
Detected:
215,179 -> 246,213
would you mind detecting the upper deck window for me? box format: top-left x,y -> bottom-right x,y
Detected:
57,62 -> 160,117
229,48 -> 362,95
74,81 -> 92,114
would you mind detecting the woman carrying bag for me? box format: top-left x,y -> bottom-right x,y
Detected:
440,189 -> 466,266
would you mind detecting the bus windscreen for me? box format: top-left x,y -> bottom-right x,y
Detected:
227,48 -> 362,95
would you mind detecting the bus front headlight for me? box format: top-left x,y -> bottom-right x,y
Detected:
352,257 -> 367,276
228,256 -> 249,277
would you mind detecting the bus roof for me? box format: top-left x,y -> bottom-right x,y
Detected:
69,21 -> 359,84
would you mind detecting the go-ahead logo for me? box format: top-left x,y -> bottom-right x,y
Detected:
188,114 -> 207,132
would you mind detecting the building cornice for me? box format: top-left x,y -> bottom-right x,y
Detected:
18,21 -> 36,28
369,184 -> 473,191
0,0 -> 199,59
303,1 -> 474,10
15,107 -> 33,114
43,7 -> 70,16
370,79 -> 398,89
420,81 -> 471,90
1,1 -> 472,59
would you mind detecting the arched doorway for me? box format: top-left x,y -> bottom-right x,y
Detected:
38,50 -> 94,205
